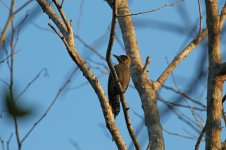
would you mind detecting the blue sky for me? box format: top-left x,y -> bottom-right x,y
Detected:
0,0 -> 226,150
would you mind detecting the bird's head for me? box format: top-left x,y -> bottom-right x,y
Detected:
113,55 -> 131,65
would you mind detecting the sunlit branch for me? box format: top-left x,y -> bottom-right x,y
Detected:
117,0 -> 183,17
106,0 -> 140,149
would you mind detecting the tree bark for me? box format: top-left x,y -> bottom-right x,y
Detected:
205,0 -> 222,150
36,0 -> 127,149
107,0 -> 165,149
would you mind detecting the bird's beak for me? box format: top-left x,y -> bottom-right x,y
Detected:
113,54 -> 119,59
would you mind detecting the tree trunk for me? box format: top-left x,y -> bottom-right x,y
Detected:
205,0 -> 222,149
108,0 -> 165,149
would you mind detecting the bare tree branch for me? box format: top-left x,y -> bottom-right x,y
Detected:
14,0 -> 34,15
6,133 -> 13,150
163,129 -> 197,140
21,67 -> 78,143
195,92 -> 226,150
159,97 -> 206,111
197,0 -> 203,35
74,34 -> 105,60
52,0 -> 71,32
156,28 -> 208,88
0,137 -> 5,150
117,0 -> 184,17
16,68 -> 48,100
205,1 -> 223,149
165,57 -> 179,90
9,19 -> 22,150
0,0 -> 34,47
158,96 -> 201,133
105,0 -> 141,149
156,3 -> 226,89
195,125 -> 206,150
106,0 -> 165,149
0,50 -> 20,64
36,0 -> 126,149
142,56 -> 150,73
162,85 -> 206,108
0,0 -> 15,47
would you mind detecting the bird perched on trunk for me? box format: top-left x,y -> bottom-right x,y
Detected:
108,55 -> 131,118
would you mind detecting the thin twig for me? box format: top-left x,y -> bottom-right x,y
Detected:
117,0 -> 183,17
128,104 -> 144,120
162,85 -> 206,108
0,78 -> 9,87
159,96 -> 200,132
52,0 -> 70,32
60,0 -> 65,8
156,28 -> 208,89
142,56 -> 150,73
120,93 -> 141,149
0,0 -> 29,48
195,93 -> 226,150
0,0 -> 9,9
163,128 -> 197,140
197,0 -> 203,35
86,57 -> 109,71
32,22 -> 53,32
219,2 -> 226,29
74,34 -> 105,60
3,45 -> 11,71
166,56 -> 205,127
195,125 -> 206,150
156,3 -> 226,89
6,133 -> 13,150
0,50 -> 20,64
31,22 -> 106,61
222,94 -> 226,126
159,95 -> 205,133
21,67 -> 78,143
67,74 -> 107,91
105,1 -> 141,149
14,0 -> 34,15
48,23 -> 63,38
33,21 -> 103,60
16,68 -> 48,100
166,57 -> 180,90
10,20 -> 22,150
128,83 -> 205,116
37,0 -> 126,148
0,0 -> 15,46
76,0 -> 84,34
0,137 -> 5,150
88,65 -> 108,75
48,23 -> 72,51
223,107 -> 226,127
223,94 -> 226,103
160,98 -> 205,111
184,97 -> 204,128
165,57 -> 179,90
48,23 -> 71,51
15,14 -> 28,49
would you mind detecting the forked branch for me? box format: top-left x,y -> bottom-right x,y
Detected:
105,1 -> 141,149
36,0 -> 126,149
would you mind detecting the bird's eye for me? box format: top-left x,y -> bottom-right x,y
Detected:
122,56 -> 127,60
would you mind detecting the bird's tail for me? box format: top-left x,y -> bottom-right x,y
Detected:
109,94 -> 120,118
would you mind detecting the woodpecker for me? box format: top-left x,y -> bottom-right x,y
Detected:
108,55 -> 131,118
